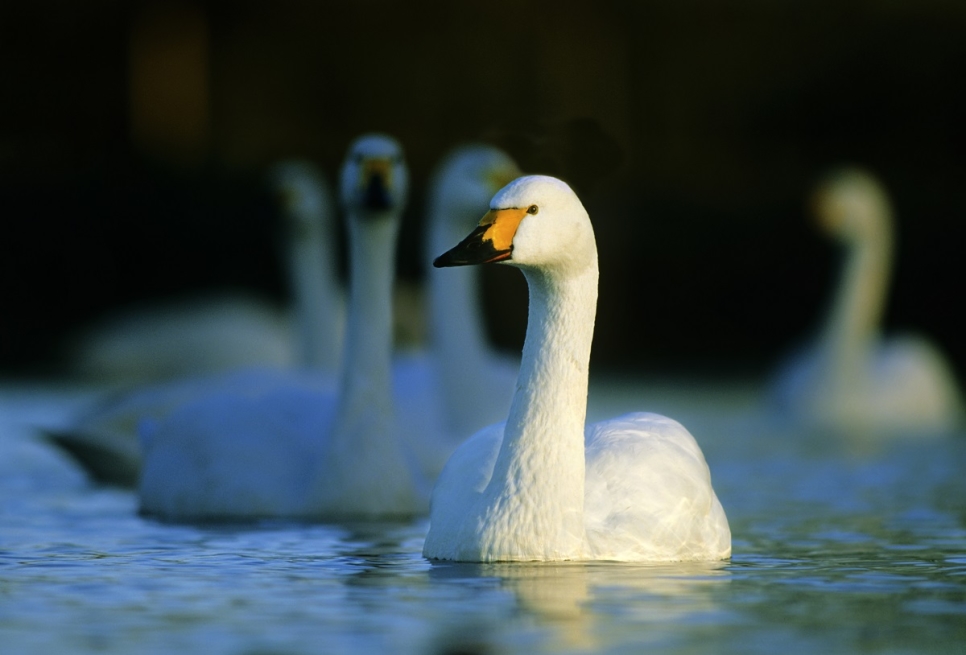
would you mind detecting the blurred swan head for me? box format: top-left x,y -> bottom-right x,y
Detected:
811,166 -> 892,243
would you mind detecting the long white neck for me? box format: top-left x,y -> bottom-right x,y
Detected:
333,213 -> 397,447
286,217 -> 342,371
817,218 -> 892,385
478,255 -> 599,560
310,211 -> 418,515
428,203 -> 492,423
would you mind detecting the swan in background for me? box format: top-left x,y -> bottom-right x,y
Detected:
769,166 -> 963,433
68,293 -> 291,383
271,160 -> 344,372
66,160 -> 342,383
422,175 -> 730,562
139,134 -> 427,519
394,145 -> 522,480
44,160 -> 343,486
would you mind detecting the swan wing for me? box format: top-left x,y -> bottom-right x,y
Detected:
422,421 -> 505,559
583,412 -> 731,561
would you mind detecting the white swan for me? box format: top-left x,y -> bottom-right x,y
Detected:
393,145 -> 522,480
137,134 -> 426,519
271,160 -> 344,372
769,166 -> 963,433
67,293 -> 292,383
68,160 -> 342,383
43,161 -> 343,486
422,175 -> 731,562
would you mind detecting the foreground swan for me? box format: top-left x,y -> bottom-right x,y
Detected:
43,161 -> 342,486
770,167 -> 963,433
422,175 -> 731,562
138,134 -> 425,519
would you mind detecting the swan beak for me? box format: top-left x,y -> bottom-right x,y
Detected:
360,158 -> 394,211
434,207 -> 528,267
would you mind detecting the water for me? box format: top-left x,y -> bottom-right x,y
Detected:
2,381 -> 965,654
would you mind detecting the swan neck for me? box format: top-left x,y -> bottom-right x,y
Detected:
334,213 -> 397,434
482,256 -> 599,558
820,219 -> 892,373
428,205 -> 491,388
287,217 -> 342,371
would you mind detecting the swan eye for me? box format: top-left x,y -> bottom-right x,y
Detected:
526,205 -> 539,215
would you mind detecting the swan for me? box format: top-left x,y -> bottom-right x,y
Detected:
271,160 -> 344,372
42,161 -> 343,486
138,134 -> 426,519
67,293 -> 292,383
769,166 -> 963,433
68,160 -> 342,383
393,145 -> 522,480
422,175 -> 731,562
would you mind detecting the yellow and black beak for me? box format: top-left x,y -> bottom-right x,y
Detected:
434,207 -> 528,268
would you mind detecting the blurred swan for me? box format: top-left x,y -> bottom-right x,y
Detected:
67,161 -> 341,383
394,145 -> 521,479
138,134 -> 427,519
272,160 -> 344,372
43,161 -> 343,486
422,175 -> 731,562
769,166 -> 963,433
68,294 -> 291,383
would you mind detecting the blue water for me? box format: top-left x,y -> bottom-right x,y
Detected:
2,381 -> 965,654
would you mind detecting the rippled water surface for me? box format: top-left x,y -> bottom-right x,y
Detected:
2,381 -> 965,654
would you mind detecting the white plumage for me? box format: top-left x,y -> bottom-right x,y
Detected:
422,175 -> 731,562
394,145 -> 521,480
138,134 -> 427,519
44,161 -> 343,485
67,161 -> 342,382
770,166 -> 963,433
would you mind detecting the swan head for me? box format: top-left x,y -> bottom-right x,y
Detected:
431,145 -> 521,218
811,166 -> 892,243
340,133 -> 409,217
270,160 -> 333,237
434,175 -> 596,271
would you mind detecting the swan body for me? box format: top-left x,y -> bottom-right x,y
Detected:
138,134 -> 426,519
394,145 -> 522,480
422,175 -> 730,562
68,294 -> 292,383
68,161 -> 342,382
44,162 -> 343,485
770,167 -> 963,433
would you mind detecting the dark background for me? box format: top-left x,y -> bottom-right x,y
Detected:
2,0 -> 964,382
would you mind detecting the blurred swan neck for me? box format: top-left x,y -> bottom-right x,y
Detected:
821,216 -> 893,369
334,214 -> 398,434
428,206 -> 491,380
287,217 -> 342,370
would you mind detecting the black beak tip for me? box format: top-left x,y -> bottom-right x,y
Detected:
433,251 -> 457,268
